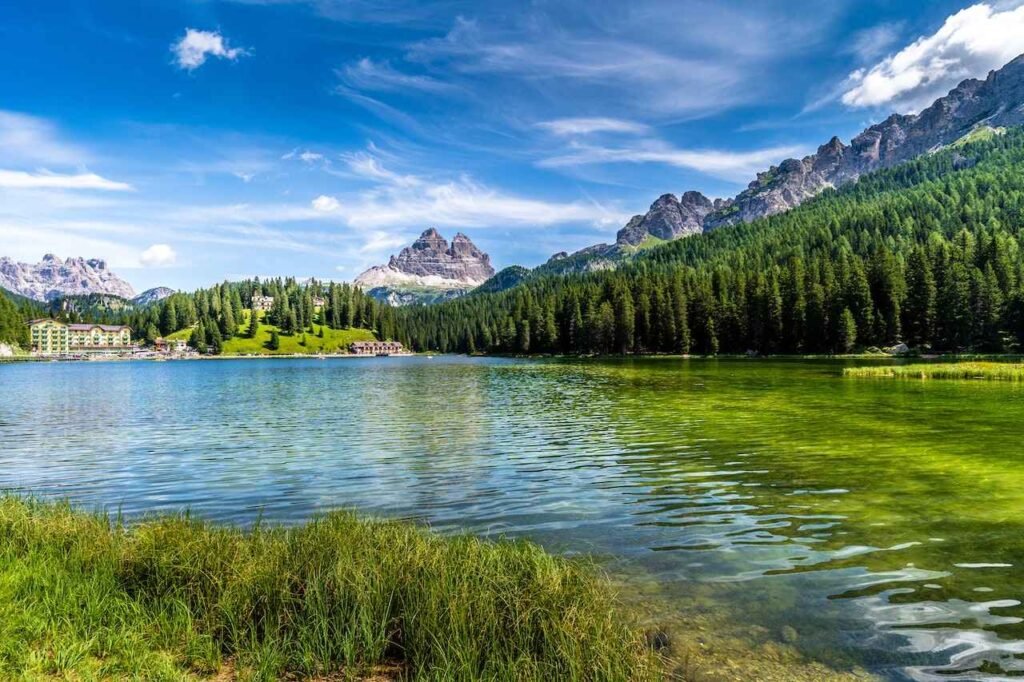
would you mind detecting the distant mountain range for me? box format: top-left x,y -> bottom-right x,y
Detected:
0,254 -> 173,307
355,229 -> 495,305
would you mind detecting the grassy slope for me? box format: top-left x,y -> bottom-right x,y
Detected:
167,310 -> 376,355
0,496 -> 655,681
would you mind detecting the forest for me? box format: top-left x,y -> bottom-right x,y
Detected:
391,128 -> 1024,355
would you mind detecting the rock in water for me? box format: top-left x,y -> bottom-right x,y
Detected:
0,254 -> 136,302
354,229 -> 495,305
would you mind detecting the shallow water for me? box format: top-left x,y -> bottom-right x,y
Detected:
3,356 -> 1024,680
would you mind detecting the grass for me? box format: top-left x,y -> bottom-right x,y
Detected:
844,361 -> 1024,381
166,310 -> 377,356
949,125 -> 1006,148
0,496 -> 657,681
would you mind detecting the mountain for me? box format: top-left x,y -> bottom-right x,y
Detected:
550,52 -> 1024,271
0,254 -> 136,302
355,229 -> 495,305
132,287 -> 175,306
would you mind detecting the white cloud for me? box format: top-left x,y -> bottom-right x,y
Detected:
172,28 -> 249,71
140,244 -> 177,268
311,195 -> 340,212
538,142 -> 806,181
537,118 -> 648,136
841,3 -> 1024,112
338,58 -> 453,92
0,169 -> 132,191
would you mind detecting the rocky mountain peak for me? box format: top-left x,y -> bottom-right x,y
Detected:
616,191 -> 714,246
0,254 -> 136,302
355,229 -> 496,304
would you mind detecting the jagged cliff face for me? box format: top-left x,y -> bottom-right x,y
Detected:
616,191 -> 726,246
355,229 -> 495,305
0,254 -> 136,302
612,53 -> 1024,243
385,228 -> 494,284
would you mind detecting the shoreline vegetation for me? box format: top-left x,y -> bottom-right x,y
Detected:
0,496 -> 658,681
844,361 -> 1024,381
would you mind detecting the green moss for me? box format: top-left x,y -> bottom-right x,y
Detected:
0,496 -> 657,681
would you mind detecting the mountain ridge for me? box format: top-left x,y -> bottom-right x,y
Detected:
542,52 -> 1024,274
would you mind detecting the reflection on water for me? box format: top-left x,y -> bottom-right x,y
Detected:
3,356 -> 1024,680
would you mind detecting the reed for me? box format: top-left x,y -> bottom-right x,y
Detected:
0,496 -> 657,681
844,362 -> 1024,381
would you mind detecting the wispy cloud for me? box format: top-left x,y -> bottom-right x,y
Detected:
281,148 -> 325,163
338,58 -> 454,92
840,3 -> 1024,112
407,17 -> 749,117
537,118 -> 648,136
844,22 -> 904,63
0,170 -> 132,191
538,141 -> 805,181
0,110 -> 90,166
172,28 -> 250,71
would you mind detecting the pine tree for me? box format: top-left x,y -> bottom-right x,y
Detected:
838,308 -> 857,354
247,309 -> 259,339
903,246 -> 936,348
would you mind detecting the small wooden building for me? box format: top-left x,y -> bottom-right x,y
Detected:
349,340 -> 405,356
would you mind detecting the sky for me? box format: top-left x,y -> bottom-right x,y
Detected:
3,0 -> 1024,292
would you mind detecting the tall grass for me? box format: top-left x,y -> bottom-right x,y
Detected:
0,497 -> 658,680
844,362 -> 1024,381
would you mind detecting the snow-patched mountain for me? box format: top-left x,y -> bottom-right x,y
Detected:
355,229 -> 495,305
132,287 -> 175,306
0,254 -> 136,302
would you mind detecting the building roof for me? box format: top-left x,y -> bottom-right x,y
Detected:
68,324 -> 131,332
28,319 -> 131,332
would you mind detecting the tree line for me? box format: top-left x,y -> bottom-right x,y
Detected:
392,128 -> 1024,355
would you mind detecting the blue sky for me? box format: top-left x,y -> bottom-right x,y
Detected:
3,0 -> 1024,292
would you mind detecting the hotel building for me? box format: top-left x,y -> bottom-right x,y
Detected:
28,319 -> 133,356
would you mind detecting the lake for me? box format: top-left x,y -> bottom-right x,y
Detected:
2,356 -> 1023,681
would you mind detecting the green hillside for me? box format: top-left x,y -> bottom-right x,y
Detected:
168,310 -> 376,355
